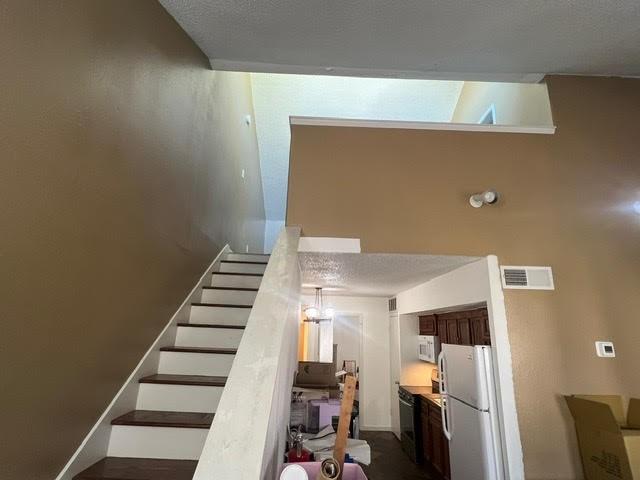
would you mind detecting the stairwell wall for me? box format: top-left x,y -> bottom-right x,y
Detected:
0,2 -> 264,479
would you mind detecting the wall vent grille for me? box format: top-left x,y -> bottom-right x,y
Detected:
500,266 -> 555,290
388,297 -> 397,312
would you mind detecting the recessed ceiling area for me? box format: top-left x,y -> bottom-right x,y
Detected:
299,252 -> 480,297
159,0 -> 640,80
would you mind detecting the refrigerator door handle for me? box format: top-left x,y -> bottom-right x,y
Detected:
438,350 -> 446,394
441,396 -> 452,441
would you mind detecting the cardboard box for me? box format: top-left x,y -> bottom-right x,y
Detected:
565,395 -> 640,479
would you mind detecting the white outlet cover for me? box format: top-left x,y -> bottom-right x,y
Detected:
241,169 -> 245,179
595,341 -> 615,358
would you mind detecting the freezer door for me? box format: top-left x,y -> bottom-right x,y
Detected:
448,396 -> 501,480
441,344 -> 491,410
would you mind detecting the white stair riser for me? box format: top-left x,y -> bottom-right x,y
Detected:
136,384 -> 223,413
200,288 -> 257,305
189,305 -> 250,325
158,351 -> 235,376
224,253 -> 269,262
218,262 -> 266,274
175,326 -> 244,349
107,425 -> 207,460
211,273 -> 262,289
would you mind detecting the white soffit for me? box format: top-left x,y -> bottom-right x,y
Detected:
298,237 -> 361,253
299,252 -> 480,297
159,1 -> 640,79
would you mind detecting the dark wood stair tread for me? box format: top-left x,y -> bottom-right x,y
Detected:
220,260 -> 268,265
73,456 -> 197,480
139,374 -> 227,387
191,302 -> 253,308
176,322 -> 245,329
202,286 -> 259,291
111,410 -> 213,429
160,346 -> 237,355
211,271 -> 263,277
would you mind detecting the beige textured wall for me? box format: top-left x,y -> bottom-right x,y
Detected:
287,76 -> 640,479
452,81 -> 554,126
0,1 -> 264,479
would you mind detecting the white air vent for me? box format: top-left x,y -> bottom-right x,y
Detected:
388,298 -> 397,312
500,266 -> 554,290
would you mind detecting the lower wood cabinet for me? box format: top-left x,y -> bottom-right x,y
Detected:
420,398 -> 450,480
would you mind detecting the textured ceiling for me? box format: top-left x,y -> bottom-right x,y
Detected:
160,0 -> 640,80
299,252 -> 479,297
250,73 -> 463,220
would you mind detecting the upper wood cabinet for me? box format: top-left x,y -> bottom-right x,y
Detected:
419,315 -> 437,335
420,308 -> 491,346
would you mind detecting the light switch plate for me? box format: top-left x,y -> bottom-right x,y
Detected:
595,341 -> 615,358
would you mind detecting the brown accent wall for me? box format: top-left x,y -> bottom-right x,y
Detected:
287,76 -> 640,479
0,2 -> 264,479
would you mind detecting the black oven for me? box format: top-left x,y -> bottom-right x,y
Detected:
398,387 -> 423,463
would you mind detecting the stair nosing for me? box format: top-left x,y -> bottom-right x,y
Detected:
191,302 -> 253,309
73,457 -> 198,480
176,322 -> 245,330
220,260 -> 268,265
160,346 -> 237,355
202,286 -> 259,291
111,410 -> 214,429
211,271 -> 264,277
139,374 -> 227,387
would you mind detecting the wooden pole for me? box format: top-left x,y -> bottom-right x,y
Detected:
333,374 -> 357,480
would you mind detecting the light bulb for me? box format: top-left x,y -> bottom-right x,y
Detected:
483,190 -> 497,204
323,307 -> 335,318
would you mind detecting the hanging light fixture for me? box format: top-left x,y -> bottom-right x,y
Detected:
304,287 -> 334,323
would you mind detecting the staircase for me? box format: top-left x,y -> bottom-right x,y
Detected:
73,252 -> 269,480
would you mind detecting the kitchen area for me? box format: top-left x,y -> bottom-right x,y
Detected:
288,251 -> 516,480
397,307 -> 500,480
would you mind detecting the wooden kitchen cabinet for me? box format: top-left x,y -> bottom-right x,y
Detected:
436,316 -> 448,344
420,399 -> 431,462
420,398 -> 451,480
433,307 -> 491,346
445,317 -> 459,345
457,315 -> 472,345
419,315 -> 438,335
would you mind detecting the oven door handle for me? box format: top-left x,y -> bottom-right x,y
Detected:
399,398 -> 414,408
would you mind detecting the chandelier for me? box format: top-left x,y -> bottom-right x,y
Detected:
303,287 -> 334,323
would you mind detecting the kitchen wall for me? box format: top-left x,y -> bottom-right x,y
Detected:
287,76 -> 640,480
396,258 -> 488,388
452,81 -> 554,126
302,294 -> 392,430
0,2 -> 264,479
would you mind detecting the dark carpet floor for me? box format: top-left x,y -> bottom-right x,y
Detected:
359,431 -> 434,480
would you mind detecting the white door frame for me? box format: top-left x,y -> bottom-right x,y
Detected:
388,312 -> 401,439
333,312 -> 364,373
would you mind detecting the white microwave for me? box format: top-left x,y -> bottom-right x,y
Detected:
418,335 -> 440,363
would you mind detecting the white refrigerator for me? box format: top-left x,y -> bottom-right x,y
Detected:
438,344 -> 504,480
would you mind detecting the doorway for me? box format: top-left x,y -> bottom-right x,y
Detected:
333,314 -> 362,374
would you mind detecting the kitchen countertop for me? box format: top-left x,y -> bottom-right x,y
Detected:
399,385 -> 442,408
399,385 -> 433,396
420,392 -> 442,408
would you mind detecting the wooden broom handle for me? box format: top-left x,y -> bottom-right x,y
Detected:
333,375 -> 357,480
